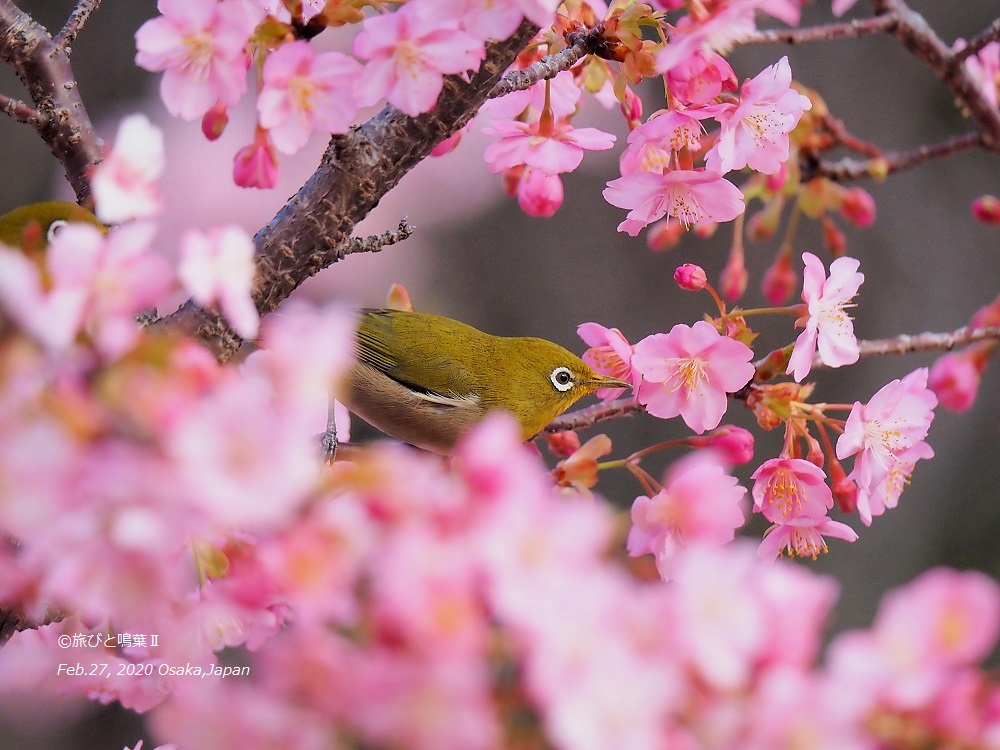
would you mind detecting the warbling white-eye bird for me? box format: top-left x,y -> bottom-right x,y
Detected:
0,201 -> 104,251
340,308 -> 631,454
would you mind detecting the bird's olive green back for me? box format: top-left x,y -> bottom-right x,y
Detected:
354,308 -> 603,438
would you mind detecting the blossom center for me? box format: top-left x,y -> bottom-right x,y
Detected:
667,186 -> 705,227
182,32 -> 215,77
665,356 -> 708,393
766,468 -> 806,516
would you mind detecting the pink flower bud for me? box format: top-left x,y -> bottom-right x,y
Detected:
761,253 -> 797,305
201,102 -> 229,141
828,458 -> 857,514
821,215 -> 847,257
719,252 -> 748,301
928,350 -> 983,412
646,219 -> 683,252
970,295 -> 1000,329
972,195 -> 1000,224
233,132 -> 279,189
674,263 -> 707,291
430,127 -> 466,157
619,86 -> 643,129
702,425 -> 755,465
501,165 -> 524,197
765,163 -> 787,192
839,187 -> 876,228
544,430 -> 581,458
517,169 -> 563,217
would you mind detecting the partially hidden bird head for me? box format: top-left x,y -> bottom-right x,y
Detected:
0,201 -> 105,254
489,336 -> 630,441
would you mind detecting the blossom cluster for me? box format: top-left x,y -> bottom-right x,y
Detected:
130,0 -> 832,230
577,250 -> 940,565
2,396 -> 997,749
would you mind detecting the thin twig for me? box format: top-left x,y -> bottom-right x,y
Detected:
741,14 -> 898,46
489,30 -> 597,99
54,0 -> 101,49
340,218 -> 415,260
0,0 -> 103,204
544,397 -> 643,433
0,89 -> 40,125
953,17 -> 1000,65
752,325 -> 1000,373
872,0 -> 1000,152
845,325 -> 1000,361
805,131 -> 983,182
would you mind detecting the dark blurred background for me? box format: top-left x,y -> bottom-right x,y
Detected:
0,1 -> 997,748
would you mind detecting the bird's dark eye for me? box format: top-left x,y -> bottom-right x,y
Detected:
46,219 -> 68,242
550,366 -> 574,392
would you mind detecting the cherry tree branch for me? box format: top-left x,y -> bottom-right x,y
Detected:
54,0 -> 102,49
804,131 -> 983,182
871,0 -> 1000,152
842,325 -> 1000,361
0,0 -> 103,206
488,25 -> 603,99
547,326 -> 1000,433
158,21 -> 541,361
953,17 -> 1000,65
741,14 -> 898,45
341,217 -> 415,259
0,89 -> 39,125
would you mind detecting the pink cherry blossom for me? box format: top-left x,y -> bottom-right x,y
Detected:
604,169 -> 745,235
666,48 -> 737,105
832,0 -> 861,17
91,114 -> 165,223
757,516 -> 858,561
166,371 -> 317,528
655,2 -> 759,76
836,368 -> 937,525
668,542 -> 768,690
828,568 -> 1000,714
353,4 -> 485,117
177,225 -> 259,339
624,108 -> 714,162
0,247 -> 84,351
135,0 -> 260,120
515,167 -> 564,217
233,130 -> 279,189
928,350 -> 982,412
751,457 -> 833,524
577,321 -> 639,401
876,568 -> 1000,669
961,40 -> 999,109
483,118 -> 615,175
257,41 -> 361,154
47,222 -> 173,358
786,251 -> 864,381
694,425 -> 755,465
632,320 -> 755,433
759,0 -> 804,26
706,56 -> 812,175
627,452 -> 746,580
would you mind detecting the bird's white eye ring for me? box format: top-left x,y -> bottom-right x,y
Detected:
46,219 -> 68,242
550,366 -> 574,392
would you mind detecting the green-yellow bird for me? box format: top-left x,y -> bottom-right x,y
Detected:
0,201 -> 104,251
342,308 -> 630,453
